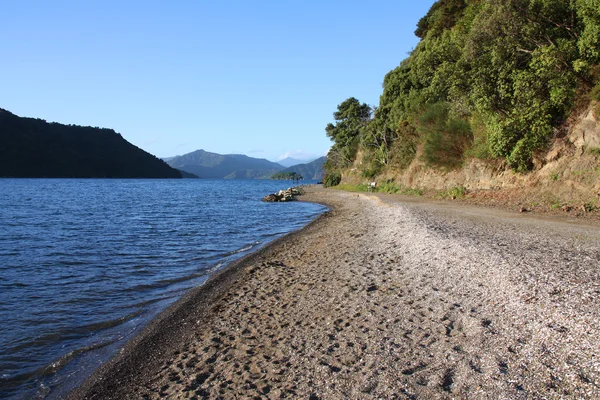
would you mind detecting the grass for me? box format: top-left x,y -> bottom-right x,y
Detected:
587,147 -> 600,157
336,183 -> 370,192
437,185 -> 467,200
335,182 -> 424,196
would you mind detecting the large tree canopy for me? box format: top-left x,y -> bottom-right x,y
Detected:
325,97 -> 372,169
325,0 -> 600,176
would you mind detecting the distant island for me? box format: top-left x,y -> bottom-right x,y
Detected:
0,108 -> 183,178
271,171 -> 303,181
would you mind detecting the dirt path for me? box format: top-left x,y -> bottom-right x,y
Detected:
69,187 -> 600,399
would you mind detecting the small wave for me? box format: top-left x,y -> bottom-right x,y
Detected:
224,241 -> 261,256
0,339 -> 116,389
123,272 -> 206,293
74,310 -> 143,334
5,311 -> 143,355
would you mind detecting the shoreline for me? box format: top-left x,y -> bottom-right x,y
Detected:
69,187 -> 600,399
67,190 -> 334,400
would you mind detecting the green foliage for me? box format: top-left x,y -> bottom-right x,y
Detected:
587,147 -> 600,156
463,0 -> 587,170
271,172 -> 303,181
361,164 -> 381,179
550,200 -> 564,210
418,103 -> 473,169
376,181 -> 424,196
389,121 -> 419,170
465,113 -> 492,159
591,81 -> 600,101
550,172 -> 560,181
437,185 -> 467,199
324,0 -> 600,176
335,183 -> 370,192
575,0 -> 600,63
323,172 -> 342,187
415,0 -> 468,39
325,97 -> 372,171
334,181 -> 424,196
360,116 -> 395,175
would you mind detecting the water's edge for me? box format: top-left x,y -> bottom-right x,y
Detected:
63,197 -> 329,399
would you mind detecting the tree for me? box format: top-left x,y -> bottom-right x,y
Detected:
325,97 -> 372,169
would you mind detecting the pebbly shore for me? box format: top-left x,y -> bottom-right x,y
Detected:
69,186 -> 600,399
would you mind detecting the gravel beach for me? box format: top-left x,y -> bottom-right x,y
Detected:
69,186 -> 600,399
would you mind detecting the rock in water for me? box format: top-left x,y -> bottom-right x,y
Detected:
262,187 -> 303,202
263,194 -> 282,202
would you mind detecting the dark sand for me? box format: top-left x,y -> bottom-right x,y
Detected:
69,187 -> 600,399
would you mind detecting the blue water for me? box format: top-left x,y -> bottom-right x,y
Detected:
0,179 -> 326,399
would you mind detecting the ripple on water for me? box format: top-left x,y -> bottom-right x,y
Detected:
0,179 -> 325,399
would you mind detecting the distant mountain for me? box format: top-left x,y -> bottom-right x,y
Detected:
277,156 -> 325,180
0,108 -> 182,178
166,149 -> 283,179
276,157 -> 314,168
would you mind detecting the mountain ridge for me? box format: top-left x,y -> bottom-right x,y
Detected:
166,149 -> 284,179
277,156 -> 325,180
276,157 -> 315,168
0,108 -> 182,178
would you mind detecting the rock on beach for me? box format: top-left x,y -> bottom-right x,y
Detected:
262,187 -> 302,202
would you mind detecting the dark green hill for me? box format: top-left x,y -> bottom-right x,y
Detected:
278,156 -> 325,180
0,108 -> 182,178
166,149 -> 283,179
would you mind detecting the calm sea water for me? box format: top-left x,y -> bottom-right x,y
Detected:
0,179 -> 326,399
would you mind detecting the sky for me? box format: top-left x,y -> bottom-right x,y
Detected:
1,0 -> 436,161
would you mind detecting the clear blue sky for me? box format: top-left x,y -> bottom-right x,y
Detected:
1,0 -> 435,161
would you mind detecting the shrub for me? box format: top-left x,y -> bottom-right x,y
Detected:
376,181 -> 401,194
376,181 -> 424,196
418,103 -> 473,170
465,113 -> 492,160
389,121 -> 419,170
323,172 -> 341,187
438,185 -> 467,199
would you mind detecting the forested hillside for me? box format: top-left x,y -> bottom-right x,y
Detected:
167,149 -> 283,179
0,109 -> 182,178
324,0 -> 600,189
277,156 -> 326,180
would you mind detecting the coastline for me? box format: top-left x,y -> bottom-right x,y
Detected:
68,186 -> 600,399
66,188 -> 334,400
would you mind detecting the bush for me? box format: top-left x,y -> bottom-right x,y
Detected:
438,185 -> 467,199
376,181 -> 401,193
389,121 -> 419,170
592,83 -> 600,102
336,183 -> 370,192
323,172 -> 342,187
361,166 -> 380,179
376,181 -> 424,196
419,103 -> 473,170
465,113 -> 492,160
